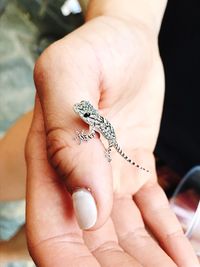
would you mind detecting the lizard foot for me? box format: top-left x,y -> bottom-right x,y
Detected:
74,129 -> 92,145
105,149 -> 112,162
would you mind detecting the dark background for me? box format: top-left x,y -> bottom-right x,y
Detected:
156,0 -> 200,175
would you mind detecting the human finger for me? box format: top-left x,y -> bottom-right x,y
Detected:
26,97 -> 100,266
112,193 -> 177,267
84,218 -> 143,267
33,38 -> 113,230
134,180 -> 199,267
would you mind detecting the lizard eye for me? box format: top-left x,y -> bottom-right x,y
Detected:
83,112 -> 91,118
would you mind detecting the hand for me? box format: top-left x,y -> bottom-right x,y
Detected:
27,16 -> 199,266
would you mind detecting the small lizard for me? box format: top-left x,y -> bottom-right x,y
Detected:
73,100 -> 149,172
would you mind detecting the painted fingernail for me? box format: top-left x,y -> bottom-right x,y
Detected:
72,188 -> 97,230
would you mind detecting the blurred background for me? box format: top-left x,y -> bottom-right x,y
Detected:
0,0 -> 199,266
0,1 -> 83,265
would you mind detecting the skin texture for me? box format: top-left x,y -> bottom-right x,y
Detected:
0,0 -> 198,265
84,0 -> 167,34
26,15 -> 200,266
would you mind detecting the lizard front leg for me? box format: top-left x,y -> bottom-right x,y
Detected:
75,125 -> 96,144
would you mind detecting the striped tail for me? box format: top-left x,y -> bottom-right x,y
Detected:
114,143 -> 149,172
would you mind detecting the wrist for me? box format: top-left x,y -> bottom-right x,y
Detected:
83,0 -> 167,36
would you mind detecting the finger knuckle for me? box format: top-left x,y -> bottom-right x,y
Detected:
46,127 -> 75,176
92,240 -> 123,254
120,227 -> 150,242
47,128 -> 70,158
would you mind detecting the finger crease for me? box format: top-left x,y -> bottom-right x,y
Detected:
119,227 -> 150,243
91,241 -> 123,254
166,229 -> 185,241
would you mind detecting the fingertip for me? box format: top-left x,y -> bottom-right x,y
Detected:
47,125 -> 113,231
72,188 -> 98,230
68,166 -> 113,232
71,179 -> 113,231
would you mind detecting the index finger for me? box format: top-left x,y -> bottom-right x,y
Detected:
26,97 -> 100,267
33,41 -> 113,230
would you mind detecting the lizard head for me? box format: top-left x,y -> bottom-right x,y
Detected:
73,100 -> 98,125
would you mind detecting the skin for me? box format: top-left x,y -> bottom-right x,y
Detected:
0,0 -> 199,265
26,12 -> 199,267
0,111 -> 32,200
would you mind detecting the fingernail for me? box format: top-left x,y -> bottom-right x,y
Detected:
72,188 -> 97,230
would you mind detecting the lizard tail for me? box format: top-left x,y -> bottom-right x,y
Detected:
114,143 -> 149,172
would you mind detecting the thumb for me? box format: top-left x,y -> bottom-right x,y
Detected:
34,43 -> 113,230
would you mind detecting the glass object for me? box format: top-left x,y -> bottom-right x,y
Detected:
170,166 -> 200,258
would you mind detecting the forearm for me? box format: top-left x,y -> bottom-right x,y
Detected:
79,0 -> 167,34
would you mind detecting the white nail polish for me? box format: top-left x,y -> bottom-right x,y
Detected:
72,188 -> 97,230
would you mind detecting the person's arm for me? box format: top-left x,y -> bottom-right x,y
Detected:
79,0 -> 167,34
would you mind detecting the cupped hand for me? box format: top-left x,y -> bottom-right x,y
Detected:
27,16 -> 199,266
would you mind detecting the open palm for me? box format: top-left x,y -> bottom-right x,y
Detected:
26,16 -> 199,266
